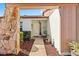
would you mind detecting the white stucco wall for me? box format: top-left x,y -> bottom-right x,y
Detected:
47,20 -> 51,42
20,18 -> 32,31
49,8 -> 61,54
20,18 -> 47,31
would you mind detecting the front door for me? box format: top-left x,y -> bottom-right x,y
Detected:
32,20 -> 40,36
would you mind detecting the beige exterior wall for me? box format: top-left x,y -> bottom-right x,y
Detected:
77,5 -> 79,42
59,6 -> 77,54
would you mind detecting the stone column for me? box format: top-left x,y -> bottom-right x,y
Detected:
0,5 -> 20,54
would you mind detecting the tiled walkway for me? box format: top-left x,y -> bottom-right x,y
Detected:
29,37 -> 47,56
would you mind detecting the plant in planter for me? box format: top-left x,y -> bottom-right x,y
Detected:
75,43 -> 79,53
43,30 -> 47,36
23,31 -> 31,41
20,32 -> 23,42
69,41 -> 79,55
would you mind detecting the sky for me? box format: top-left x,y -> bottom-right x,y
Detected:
0,3 -> 43,16
0,3 -> 5,16
20,9 -> 43,16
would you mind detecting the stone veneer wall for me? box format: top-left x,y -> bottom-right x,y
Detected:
0,6 -> 20,54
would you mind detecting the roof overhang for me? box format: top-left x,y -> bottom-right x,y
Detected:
6,3 -> 78,9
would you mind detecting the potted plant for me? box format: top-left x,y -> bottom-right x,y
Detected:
20,32 -> 24,42
69,41 -> 79,56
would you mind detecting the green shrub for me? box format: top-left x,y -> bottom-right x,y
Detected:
23,31 -> 31,41
20,32 -> 23,41
69,41 -> 79,53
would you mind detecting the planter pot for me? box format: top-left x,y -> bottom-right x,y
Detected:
71,50 -> 79,56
